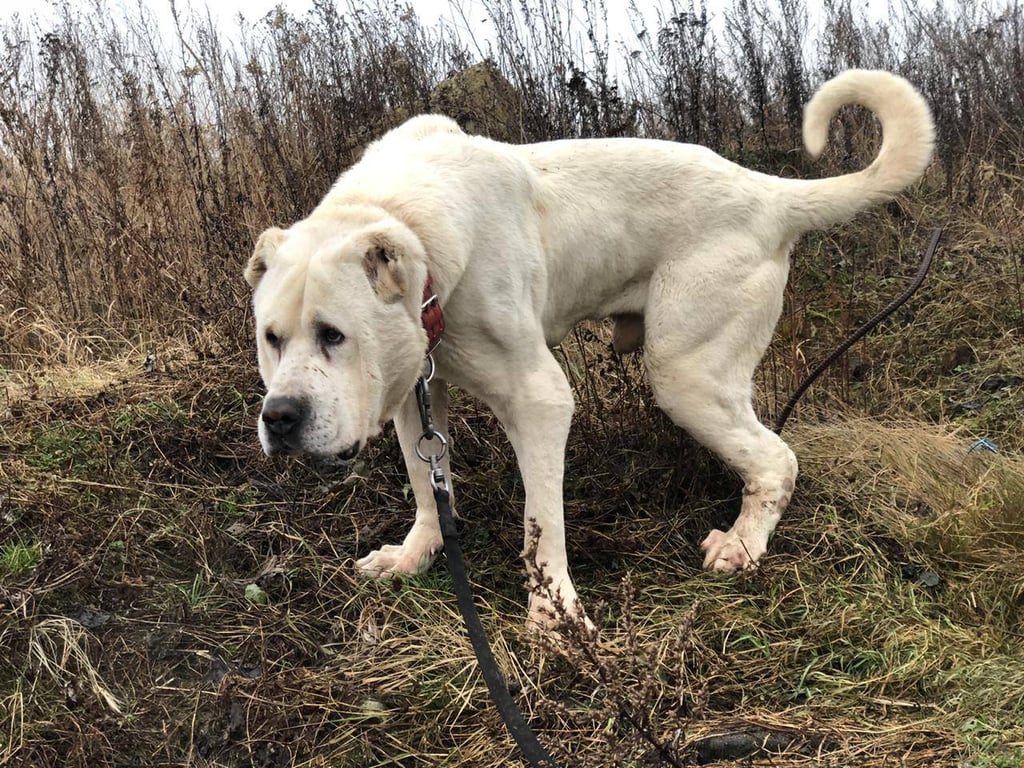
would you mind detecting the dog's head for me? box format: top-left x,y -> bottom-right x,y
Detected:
244,217 -> 428,460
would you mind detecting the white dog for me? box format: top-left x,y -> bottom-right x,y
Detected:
244,70 -> 934,627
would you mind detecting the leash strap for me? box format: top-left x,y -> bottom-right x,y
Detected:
433,483 -> 558,767
413,225 -> 942,761
774,226 -> 943,434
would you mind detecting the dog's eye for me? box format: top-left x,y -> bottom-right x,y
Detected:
265,329 -> 281,347
319,325 -> 345,346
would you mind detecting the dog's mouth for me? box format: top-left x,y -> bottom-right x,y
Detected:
308,442 -> 362,472
336,441 -> 361,461
263,435 -> 361,463
263,434 -> 300,457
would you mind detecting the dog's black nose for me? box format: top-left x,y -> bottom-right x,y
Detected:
262,396 -> 306,437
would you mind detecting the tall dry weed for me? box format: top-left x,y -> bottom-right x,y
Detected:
0,0 -> 1020,434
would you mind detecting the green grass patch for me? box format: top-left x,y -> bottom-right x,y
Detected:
111,400 -> 187,435
0,541 -> 42,578
26,425 -> 105,474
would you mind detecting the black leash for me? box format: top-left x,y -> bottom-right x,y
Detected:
774,226 -> 944,434
409,226 -> 941,764
414,365 -> 559,768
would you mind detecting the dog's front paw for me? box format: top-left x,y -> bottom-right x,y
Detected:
526,578 -> 596,638
700,529 -> 764,573
356,524 -> 442,578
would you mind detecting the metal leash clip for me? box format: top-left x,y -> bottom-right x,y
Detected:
414,354 -> 449,492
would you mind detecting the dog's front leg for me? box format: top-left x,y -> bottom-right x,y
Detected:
355,377 -> 450,577
480,352 -> 585,631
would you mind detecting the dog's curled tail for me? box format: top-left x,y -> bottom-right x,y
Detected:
789,70 -> 934,231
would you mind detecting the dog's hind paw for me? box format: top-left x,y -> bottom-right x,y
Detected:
700,529 -> 764,573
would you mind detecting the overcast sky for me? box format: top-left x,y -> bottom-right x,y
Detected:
1,0 -> 782,47
0,0 -> 727,79
3,0 -> 904,77
5,0 -> 689,26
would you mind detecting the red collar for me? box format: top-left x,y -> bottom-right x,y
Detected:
421,274 -> 445,354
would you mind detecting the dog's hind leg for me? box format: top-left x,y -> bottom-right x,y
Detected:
644,244 -> 798,572
356,376 -> 450,577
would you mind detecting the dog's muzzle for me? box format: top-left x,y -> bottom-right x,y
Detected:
261,395 -> 360,461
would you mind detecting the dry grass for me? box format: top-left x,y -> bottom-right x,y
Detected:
1,0 -> 1023,765
1,353 -> 1023,766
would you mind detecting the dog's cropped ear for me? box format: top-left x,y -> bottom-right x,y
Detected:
244,227 -> 287,289
362,233 -> 410,304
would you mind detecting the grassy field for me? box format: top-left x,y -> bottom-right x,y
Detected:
1,0 -> 1023,766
